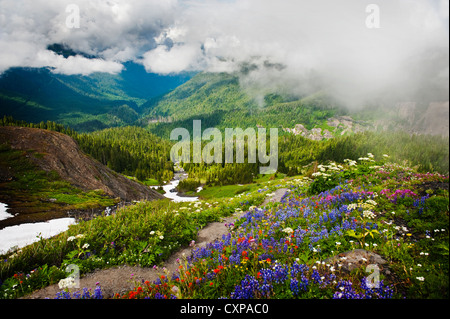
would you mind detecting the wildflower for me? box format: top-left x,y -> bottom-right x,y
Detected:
150,231 -> 155,235
159,236 -> 164,240
365,199 -> 377,206
67,236 -> 76,242
416,277 -> 425,282
363,210 -> 376,219
58,277 -> 76,289
82,243 -> 90,249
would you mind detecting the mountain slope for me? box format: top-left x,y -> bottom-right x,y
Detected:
141,72 -> 347,139
142,72 -> 258,121
143,72 -> 449,141
0,63 -> 191,132
0,126 -> 164,202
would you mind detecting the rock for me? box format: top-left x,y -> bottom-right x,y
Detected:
324,249 -> 387,273
323,130 -> 334,139
0,126 -> 164,202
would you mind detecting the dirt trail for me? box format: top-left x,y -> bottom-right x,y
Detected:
24,188 -> 289,299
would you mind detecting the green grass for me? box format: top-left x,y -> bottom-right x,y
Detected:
0,144 -> 448,300
0,145 -> 117,213
198,173 -> 285,199
142,179 -> 160,186
0,191 -> 265,298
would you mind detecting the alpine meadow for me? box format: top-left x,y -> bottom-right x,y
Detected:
0,0 -> 448,314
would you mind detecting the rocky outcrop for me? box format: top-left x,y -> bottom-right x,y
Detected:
283,124 -> 334,141
417,102 -> 449,137
0,126 -> 164,202
324,249 -> 387,273
283,116 -> 370,141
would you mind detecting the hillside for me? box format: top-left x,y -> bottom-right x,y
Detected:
143,72 -> 449,141
0,63 -> 191,132
0,126 -> 164,227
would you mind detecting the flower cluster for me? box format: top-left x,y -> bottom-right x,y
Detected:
47,156 -> 447,300
55,283 -> 103,299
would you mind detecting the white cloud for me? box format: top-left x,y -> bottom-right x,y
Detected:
0,0 -> 448,104
142,43 -> 202,74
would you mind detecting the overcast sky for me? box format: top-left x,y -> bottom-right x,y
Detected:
0,0 -> 448,105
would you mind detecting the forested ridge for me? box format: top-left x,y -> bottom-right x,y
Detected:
2,109 -> 449,190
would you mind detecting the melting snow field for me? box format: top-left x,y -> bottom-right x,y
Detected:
0,217 -> 76,255
0,202 -> 14,221
0,176 -> 199,255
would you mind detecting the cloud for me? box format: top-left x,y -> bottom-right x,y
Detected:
142,43 -> 202,74
0,0 -> 177,74
0,0 -> 448,106
139,0 -> 449,106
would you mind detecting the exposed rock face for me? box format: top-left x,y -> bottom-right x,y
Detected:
283,116 -> 370,141
418,102 -> 449,137
324,249 -> 387,273
375,101 -> 449,137
284,124 -> 333,141
0,126 -> 164,202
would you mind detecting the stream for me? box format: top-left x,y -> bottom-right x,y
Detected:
152,169 -> 200,203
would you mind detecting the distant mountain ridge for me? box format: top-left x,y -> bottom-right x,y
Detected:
0,63 -> 191,132
1,67 -> 448,138
142,72 -> 449,139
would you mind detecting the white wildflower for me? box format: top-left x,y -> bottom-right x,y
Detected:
283,227 -> 294,235
363,210 -> 376,219
365,199 -> 377,206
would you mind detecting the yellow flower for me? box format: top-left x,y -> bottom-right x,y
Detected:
406,233 -> 412,237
